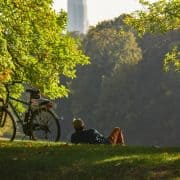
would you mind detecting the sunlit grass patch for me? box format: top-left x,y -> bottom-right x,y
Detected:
95,155 -> 140,164
0,141 -> 179,179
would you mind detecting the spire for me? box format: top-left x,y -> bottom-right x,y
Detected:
67,0 -> 89,34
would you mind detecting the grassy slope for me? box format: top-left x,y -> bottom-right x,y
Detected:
0,141 -> 180,180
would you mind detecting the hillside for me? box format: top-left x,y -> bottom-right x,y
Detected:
0,141 -> 179,180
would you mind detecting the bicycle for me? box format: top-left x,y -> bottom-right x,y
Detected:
0,81 -> 61,142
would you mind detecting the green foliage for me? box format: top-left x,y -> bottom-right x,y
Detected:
0,0 -> 89,99
70,15 -> 142,124
93,30 -> 180,146
164,46 -> 180,71
124,0 -> 180,71
125,0 -> 180,35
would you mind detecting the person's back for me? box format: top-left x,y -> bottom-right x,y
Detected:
71,128 -> 109,144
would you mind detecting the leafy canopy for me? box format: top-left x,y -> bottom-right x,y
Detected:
125,0 -> 180,35
0,0 -> 89,98
124,0 -> 180,71
70,19 -> 142,120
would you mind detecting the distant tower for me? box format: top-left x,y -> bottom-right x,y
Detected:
67,0 -> 89,34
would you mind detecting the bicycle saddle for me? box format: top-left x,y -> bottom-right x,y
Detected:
39,98 -> 51,106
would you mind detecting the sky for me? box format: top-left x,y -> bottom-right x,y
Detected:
53,0 -> 157,25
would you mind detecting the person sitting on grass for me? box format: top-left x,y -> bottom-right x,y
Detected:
71,118 -> 125,145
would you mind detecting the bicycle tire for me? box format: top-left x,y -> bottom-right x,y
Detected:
0,109 -> 16,141
31,109 -> 61,142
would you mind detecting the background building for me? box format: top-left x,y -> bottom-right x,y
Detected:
67,0 -> 89,34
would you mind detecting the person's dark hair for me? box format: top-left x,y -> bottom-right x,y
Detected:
72,118 -> 85,131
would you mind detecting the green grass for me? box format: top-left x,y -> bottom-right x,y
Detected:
0,141 -> 180,180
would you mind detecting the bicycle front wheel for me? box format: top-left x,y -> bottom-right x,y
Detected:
0,110 -> 16,141
32,109 -> 61,142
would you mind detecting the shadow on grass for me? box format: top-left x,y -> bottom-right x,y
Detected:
0,142 -> 180,180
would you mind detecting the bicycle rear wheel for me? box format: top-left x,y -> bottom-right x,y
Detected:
0,110 -> 16,141
32,109 -> 61,142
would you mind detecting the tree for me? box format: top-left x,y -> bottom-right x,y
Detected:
70,17 -> 142,124
94,32 -> 142,134
0,0 -> 89,98
124,0 -> 180,71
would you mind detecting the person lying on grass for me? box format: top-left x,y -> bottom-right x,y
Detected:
71,118 -> 125,145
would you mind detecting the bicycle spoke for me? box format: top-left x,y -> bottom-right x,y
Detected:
32,110 -> 60,142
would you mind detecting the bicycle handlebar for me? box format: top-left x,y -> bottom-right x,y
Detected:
4,81 -> 22,86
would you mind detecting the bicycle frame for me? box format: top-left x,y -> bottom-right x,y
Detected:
8,96 -> 30,125
1,82 -> 32,127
